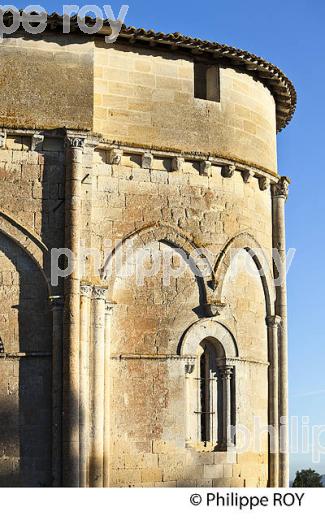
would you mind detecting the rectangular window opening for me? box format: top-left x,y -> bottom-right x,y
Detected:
194,62 -> 220,102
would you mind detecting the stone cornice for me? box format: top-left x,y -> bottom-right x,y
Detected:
110,354 -> 269,366
0,352 -> 52,358
97,139 -> 280,179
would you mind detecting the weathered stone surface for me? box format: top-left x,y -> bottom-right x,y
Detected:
0,28 -> 292,488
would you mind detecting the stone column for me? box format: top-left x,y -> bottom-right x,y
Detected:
49,295 -> 64,487
272,176 -> 290,487
103,301 -> 114,488
220,366 -> 234,448
266,315 -> 282,487
89,286 -> 106,487
62,133 -> 85,487
184,361 -> 195,445
79,284 -> 92,487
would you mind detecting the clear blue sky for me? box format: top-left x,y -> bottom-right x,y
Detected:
15,0 -> 325,480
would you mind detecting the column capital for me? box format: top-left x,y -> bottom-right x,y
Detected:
105,301 -> 115,315
65,132 -> 86,149
49,295 -> 64,310
93,286 -> 107,300
185,361 -> 195,375
272,176 -> 290,200
80,284 -> 93,298
0,130 -> 6,149
266,315 -> 282,328
219,365 -> 234,379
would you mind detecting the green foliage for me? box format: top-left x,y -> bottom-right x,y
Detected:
292,468 -> 324,488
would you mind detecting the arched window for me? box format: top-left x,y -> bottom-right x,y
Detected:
186,337 -> 235,450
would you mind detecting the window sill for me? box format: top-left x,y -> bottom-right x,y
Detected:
185,441 -> 235,453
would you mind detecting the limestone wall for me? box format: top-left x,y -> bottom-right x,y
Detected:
0,135 -> 65,485
0,33 -> 280,487
0,34 -> 277,171
90,149 -> 273,487
0,34 -> 93,131
94,42 -> 277,174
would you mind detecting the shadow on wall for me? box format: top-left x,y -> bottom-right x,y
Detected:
0,231 -> 52,486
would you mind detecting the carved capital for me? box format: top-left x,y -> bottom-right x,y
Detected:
266,315 -> 282,328
200,160 -> 212,177
272,176 -> 290,200
0,131 -> 6,149
185,362 -> 195,375
242,168 -> 254,183
92,286 -> 107,300
259,176 -> 270,191
109,148 -> 123,165
80,284 -> 92,298
222,164 -> 236,178
219,366 -> 234,380
31,133 -> 44,151
171,156 -> 184,172
142,152 -> 154,169
65,135 -> 86,149
105,301 -> 115,315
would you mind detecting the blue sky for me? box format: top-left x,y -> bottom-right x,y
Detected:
14,0 -> 325,479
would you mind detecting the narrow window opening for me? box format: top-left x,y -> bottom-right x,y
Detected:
194,62 -> 220,102
199,343 -> 219,445
200,350 -> 211,443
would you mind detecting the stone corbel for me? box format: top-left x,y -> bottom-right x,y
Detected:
142,152 -> 154,169
109,148 -> 123,165
171,156 -> 184,172
0,131 -> 6,149
31,133 -> 44,151
259,176 -> 270,191
200,160 -> 212,177
242,168 -> 254,183
222,164 -> 236,178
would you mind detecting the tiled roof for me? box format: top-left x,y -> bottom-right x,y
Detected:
7,12 -> 297,132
